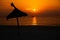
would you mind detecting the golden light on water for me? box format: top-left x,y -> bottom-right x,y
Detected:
32,17 -> 37,25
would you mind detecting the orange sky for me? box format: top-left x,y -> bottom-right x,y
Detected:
0,0 -> 60,17
0,0 -> 60,25
14,0 -> 59,14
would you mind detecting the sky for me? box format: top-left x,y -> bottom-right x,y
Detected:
0,0 -> 60,17
0,0 -> 60,25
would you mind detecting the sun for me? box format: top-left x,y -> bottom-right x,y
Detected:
25,8 -> 38,13
33,8 -> 36,12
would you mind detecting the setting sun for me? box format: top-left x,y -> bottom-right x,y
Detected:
26,8 -> 37,12
33,9 -> 36,12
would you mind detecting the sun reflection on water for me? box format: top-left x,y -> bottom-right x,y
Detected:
32,17 -> 37,25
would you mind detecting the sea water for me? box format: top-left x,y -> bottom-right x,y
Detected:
0,16 -> 60,26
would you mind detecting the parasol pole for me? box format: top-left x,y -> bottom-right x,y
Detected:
12,0 -> 20,37
16,17 -> 19,36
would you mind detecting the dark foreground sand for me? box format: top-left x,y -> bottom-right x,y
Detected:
0,25 -> 60,40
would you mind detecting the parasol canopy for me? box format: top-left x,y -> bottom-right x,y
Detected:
7,3 -> 28,20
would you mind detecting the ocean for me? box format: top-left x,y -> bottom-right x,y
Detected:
0,16 -> 60,26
